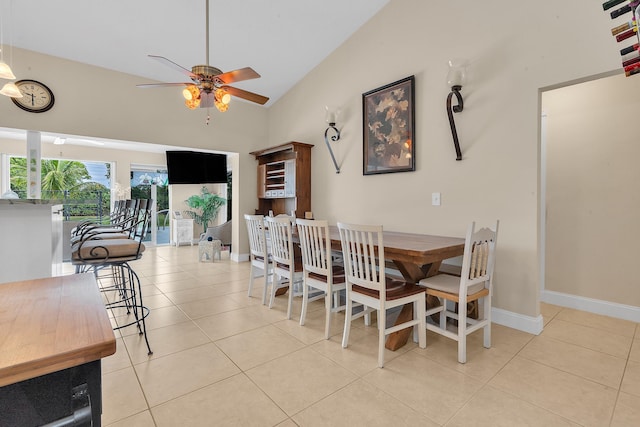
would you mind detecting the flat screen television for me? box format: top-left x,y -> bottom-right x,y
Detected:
166,151 -> 227,184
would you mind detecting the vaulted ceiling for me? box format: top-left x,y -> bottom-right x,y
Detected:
1,0 -> 389,106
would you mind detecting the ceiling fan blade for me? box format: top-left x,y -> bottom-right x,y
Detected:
221,86 -> 269,105
148,55 -> 197,79
215,67 -> 260,84
136,82 -> 192,88
220,86 -> 269,105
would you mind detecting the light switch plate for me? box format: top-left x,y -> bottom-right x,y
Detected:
432,192 -> 441,206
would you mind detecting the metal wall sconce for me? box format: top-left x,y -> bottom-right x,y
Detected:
446,59 -> 467,161
324,106 -> 341,173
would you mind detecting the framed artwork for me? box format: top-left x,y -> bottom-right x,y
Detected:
362,75 -> 415,175
173,210 -> 183,219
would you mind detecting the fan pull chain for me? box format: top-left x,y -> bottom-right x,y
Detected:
206,108 -> 211,125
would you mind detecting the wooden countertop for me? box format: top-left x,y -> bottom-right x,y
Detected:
0,273 -> 116,387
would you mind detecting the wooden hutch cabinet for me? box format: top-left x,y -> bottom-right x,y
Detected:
250,142 -> 313,217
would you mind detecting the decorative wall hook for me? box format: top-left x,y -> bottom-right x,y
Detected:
446,59 -> 467,161
324,106 -> 341,173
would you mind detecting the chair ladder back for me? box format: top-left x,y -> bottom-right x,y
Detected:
469,241 -> 489,279
296,219 -> 330,276
338,223 -> 385,294
461,221 -> 499,286
244,215 -> 267,258
265,217 -> 294,266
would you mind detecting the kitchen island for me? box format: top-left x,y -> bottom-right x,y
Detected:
0,273 -> 116,426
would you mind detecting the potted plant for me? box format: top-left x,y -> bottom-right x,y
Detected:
184,186 -> 226,231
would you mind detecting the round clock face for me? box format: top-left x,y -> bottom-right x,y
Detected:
11,80 -> 55,113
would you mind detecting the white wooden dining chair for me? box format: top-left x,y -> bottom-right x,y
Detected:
338,222 -> 426,368
296,219 -> 346,339
244,214 -> 272,305
264,216 -> 304,319
419,221 -> 499,363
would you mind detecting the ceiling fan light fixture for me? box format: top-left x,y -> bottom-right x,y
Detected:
185,97 -> 200,109
183,85 -> 199,101
138,0 -> 268,120
214,99 -> 228,112
213,89 -> 229,112
216,88 -> 231,105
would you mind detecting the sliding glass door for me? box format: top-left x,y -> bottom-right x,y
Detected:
130,166 -> 169,245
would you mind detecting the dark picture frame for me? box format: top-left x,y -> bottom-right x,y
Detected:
363,75 -> 415,175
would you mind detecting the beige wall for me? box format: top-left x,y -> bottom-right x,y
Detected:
543,74 -> 640,306
0,48 -> 269,255
267,0 -> 620,319
0,0 -> 627,323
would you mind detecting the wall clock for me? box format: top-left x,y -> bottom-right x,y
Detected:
11,79 -> 55,113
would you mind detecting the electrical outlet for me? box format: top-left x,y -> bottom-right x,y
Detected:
432,192 -> 441,206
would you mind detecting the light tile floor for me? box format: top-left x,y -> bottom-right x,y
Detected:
68,245 -> 640,426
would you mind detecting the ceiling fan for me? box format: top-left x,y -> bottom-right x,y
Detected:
136,0 -> 269,112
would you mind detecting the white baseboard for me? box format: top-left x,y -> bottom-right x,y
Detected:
541,290 -> 640,323
233,252 -> 249,262
492,307 -> 544,335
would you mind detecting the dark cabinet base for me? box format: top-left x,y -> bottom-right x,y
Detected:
0,360 -> 102,427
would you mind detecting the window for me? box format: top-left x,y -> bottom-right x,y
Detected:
9,156 -> 113,223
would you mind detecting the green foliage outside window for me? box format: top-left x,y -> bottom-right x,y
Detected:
9,157 -> 111,221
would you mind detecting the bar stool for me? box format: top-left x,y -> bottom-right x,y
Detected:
71,199 -> 153,355
71,199 -> 131,238
70,199 -> 140,244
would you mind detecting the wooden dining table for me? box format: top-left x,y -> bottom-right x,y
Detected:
324,226 -> 465,350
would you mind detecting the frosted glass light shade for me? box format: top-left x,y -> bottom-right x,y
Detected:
0,82 -> 22,97
325,106 -> 339,124
215,88 -> 231,105
185,98 -> 200,109
447,59 -> 467,88
0,61 -> 16,80
183,85 -> 199,101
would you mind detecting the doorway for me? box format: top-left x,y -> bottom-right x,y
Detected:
540,71 -> 640,321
